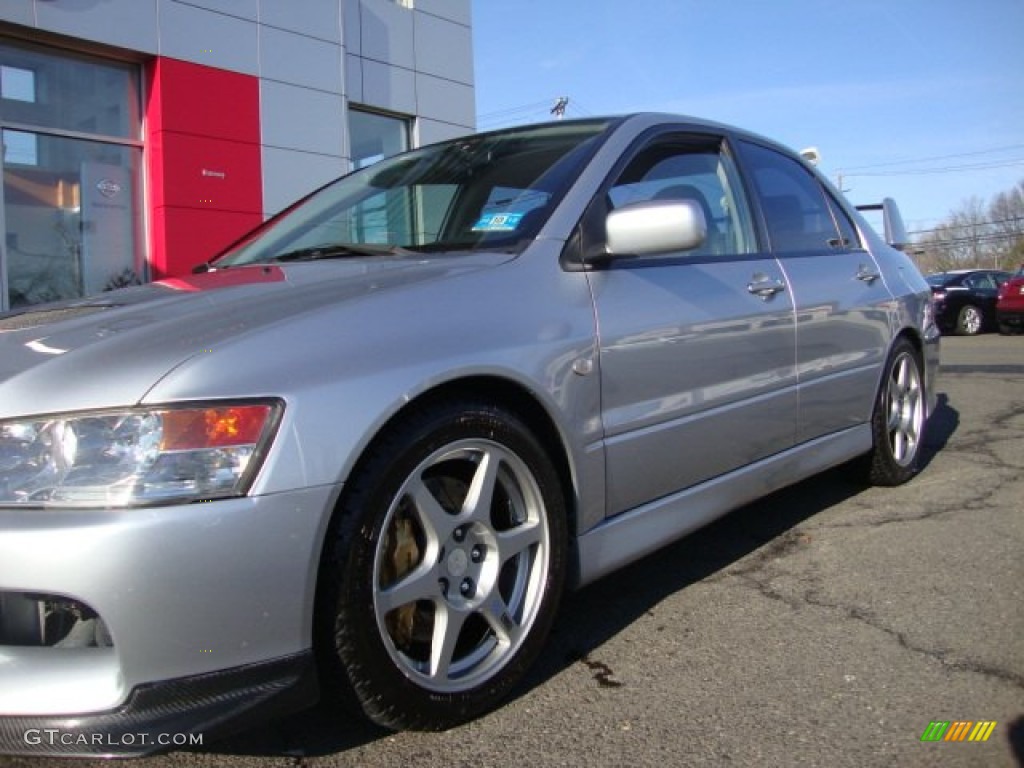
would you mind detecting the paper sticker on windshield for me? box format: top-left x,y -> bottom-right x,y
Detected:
472,212 -> 524,232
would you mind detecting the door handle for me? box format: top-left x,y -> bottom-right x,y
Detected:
856,265 -> 881,284
747,275 -> 787,301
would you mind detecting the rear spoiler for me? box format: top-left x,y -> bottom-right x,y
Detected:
856,198 -> 909,251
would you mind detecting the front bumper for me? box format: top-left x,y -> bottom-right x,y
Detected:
0,652 -> 316,757
0,484 -> 339,755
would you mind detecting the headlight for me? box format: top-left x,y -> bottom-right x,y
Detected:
0,401 -> 282,507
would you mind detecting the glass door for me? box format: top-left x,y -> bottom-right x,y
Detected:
0,39 -> 143,311
2,131 -> 142,307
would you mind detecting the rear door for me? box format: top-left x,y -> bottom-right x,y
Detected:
964,271 -> 1003,324
736,140 -> 893,444
582,130 -> 798,516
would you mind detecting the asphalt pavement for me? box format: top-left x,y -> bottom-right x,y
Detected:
4,334 -> 1023,768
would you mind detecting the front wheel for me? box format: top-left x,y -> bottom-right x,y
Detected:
863,339 -> 926,486
319,400 -> 567,730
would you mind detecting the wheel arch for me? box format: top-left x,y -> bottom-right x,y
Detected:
893,326 -> 924,361
310,374 -> 580,719
311,372 -> 581,617
878,326 -> 927,406
368,376 -> 579,533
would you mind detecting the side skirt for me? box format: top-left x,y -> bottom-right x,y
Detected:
572,425 -> 872,588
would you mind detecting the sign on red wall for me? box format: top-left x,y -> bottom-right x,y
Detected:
146,58 -> 263,277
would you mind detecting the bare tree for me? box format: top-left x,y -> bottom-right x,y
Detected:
988,181 -> 1024,270
912,180 -> 1024,273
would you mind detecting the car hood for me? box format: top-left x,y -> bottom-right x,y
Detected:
0,253 -> 511,418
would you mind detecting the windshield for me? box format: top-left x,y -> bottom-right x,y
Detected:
214,119 -> 616,267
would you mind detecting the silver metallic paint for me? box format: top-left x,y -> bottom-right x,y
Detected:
0,114 -> 939,727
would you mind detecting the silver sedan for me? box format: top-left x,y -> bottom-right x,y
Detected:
0,113 -> 939,756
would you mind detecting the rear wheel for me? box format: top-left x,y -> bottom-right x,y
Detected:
956,304 -> 983,335
319,400 -> 567,730
864,339 -> 926,486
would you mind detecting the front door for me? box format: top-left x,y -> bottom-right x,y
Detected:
583,132 -> 799,516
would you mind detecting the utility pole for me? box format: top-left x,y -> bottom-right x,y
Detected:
550,97 -> 569,120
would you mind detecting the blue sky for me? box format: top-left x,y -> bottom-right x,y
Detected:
471,0 -> 1024,236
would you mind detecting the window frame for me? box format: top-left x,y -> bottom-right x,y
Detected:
0,39 -> 144,311
736,139 -> 856,256
572,127 -> 763,268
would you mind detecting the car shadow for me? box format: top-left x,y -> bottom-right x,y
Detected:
918,392 -> 957,471
202,395 -> 961,759
1009,715 -> 1024,767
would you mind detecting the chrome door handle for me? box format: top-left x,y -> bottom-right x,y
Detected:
856,265 -> 881,284
747,275 -> 787,301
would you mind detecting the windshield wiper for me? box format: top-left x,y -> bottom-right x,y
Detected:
272,243 -> 410,262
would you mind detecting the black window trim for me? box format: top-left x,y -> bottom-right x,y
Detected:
562,124 -> 774,271
735,137 -> 869,258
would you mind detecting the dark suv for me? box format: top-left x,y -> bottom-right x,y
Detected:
926,269 -> 1012,335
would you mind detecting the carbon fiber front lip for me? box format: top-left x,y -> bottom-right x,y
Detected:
0,651 -> 317,757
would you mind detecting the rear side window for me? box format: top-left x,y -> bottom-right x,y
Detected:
965,273 -> 998,290
739,141 -> 846,253
824,192 -> 862,250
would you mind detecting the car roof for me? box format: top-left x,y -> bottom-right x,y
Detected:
928,269 -> 999,276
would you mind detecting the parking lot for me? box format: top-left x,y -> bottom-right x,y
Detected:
5,334 -> 1023,768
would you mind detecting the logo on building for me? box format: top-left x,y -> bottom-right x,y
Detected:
95,179 -> 122,198
920,720 -> 997,742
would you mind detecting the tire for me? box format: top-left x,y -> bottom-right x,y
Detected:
864,339 -> 926,486
955,304 -> 983,335
318,399 -> 567,730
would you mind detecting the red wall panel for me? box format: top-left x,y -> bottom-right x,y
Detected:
156,132 -> 264,212
146,57 -> 262,278
147,58 -> 260,145
152,207 -> 263,269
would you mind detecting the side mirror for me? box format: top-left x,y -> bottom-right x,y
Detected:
605,199 -> 707,257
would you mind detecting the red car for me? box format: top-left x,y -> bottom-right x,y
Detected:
997,264 -> 1024,334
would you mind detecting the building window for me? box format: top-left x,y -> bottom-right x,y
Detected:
2,129 -> 38,166
0,40 -> 143,310
349,108 -> 409,169
0,65 -> 36,103
347,108 -> 412,244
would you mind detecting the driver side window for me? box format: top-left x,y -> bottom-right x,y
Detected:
607,136 -> 757,256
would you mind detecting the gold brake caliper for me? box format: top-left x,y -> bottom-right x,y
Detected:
381,509 -> 420,650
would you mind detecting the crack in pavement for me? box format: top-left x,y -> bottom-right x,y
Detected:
720,529 -> 1024,693
815,468 -> 1017,529
725,565 -> 1024,691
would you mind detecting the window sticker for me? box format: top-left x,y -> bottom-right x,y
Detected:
472,212 -> 525,232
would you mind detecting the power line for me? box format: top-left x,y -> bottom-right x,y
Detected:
841,144 -> 1024,172
908,216 -> 1024,236
845,159 -> 1024,178
476,96 -> 595,130
916,232 -> 1023,248
477,100 -> 552,120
